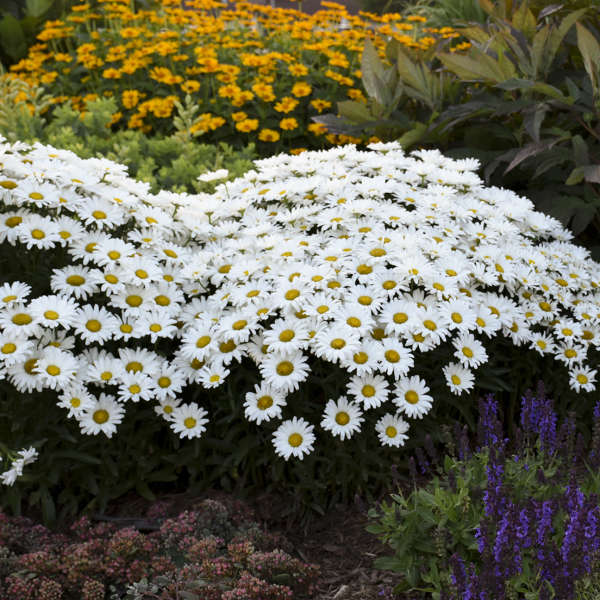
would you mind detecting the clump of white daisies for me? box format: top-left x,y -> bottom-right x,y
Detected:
0,137 -> 599,476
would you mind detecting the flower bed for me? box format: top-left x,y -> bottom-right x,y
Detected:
1,137 -> 599,489
6,0 -> 463,152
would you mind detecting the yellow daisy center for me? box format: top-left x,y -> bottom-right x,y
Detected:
257,395 -> 273,410
405,390 -> 419,404
93,409 -> 109,424
276,361 -> 294,376
335,411 -> 350,425
288,433 -> 303,447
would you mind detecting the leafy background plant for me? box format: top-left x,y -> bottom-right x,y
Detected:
316,1 -> 600,257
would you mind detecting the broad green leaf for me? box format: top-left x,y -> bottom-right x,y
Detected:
337,100 -> 372,123
566,166 -> 585,185
572,135 -> 589,166
571,203 -> 596,236
576,22 -> 600,96
543,9 -> 588,78
439,48 -> 516,84
504,138 -> 565,173
396,122 -> 427,150
0,15 -> 26,61
25,0 -> 53,17
361,37 -> 387,105
511,2 -> 536,38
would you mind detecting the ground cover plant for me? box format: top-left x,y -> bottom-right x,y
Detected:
1,138 -> 600,523
0,495 -> 319,599
369,387 -> 600,599
4,0 -> 465,154
317,1 -> 600,256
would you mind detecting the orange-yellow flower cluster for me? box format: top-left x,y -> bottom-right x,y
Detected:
7,0 -> 465,150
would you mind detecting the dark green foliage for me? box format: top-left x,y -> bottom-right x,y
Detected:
315,1 -> 600,257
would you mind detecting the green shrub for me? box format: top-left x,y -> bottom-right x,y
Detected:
316,1 -> 600,257
0,85 -> 257,193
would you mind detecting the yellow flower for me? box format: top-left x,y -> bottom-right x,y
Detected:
102,68 -> 122,79
231,90 -> 254,107
290,147 -> 307,155
235,118 -> 259,132
288,63 -> 308,77
122,89 -> 140,109
41,72 -> 58,84
231,111 -> 248,122
218,84 -> 241,99
258,128 -> 280,142
308,122 -> 327,136
180,80 -> 201,93
279,117 -> 298,131
274,97 -> 298,113
149,66 -> 183,85
252,82 -> 276,102
310,99 -> 332,113
347,88 -> 366,102
291,81 -> 312,98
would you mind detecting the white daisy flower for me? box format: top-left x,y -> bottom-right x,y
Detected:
92,237 -> 136,266
0,303 -> 41,337
313,326 -> 361,363
50,265 -> 97,300
118,347 -> 162,377
262,318 -> 310,354
152,363 -> 186,400
216,312 -> 259,344
30,295 -> 79,329
321,396 -> 364,440
243,382 -> 286,424
35,347 -> 79,390
198,362 -> 230,389
57,385 -> 95,418
375,413 -> 409,447
118,372 -> 157,403
393,376 -> 433,419
346,373 -> 389,409
555,342 -> 586,367
0,334 -> 33,366
529,332 -> 555,356
452,333 -> 488,368
272,417 -> 315,460
376,339 -> 413,378
79,393 -> 125,438
259,350 -> 310,392
73,304 -> 118,344
17,214 -> 60,250
443,362 -> 475,395
569,366 -> 597,393
170,402 -> 209,439
154,397 -> 182,421
136,310 -> 178,343
85,354 -> 124,386
0,281 -> 31,307
6,353 -> 45,393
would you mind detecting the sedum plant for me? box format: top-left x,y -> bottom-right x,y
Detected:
0,496 -> 319,599
1,140 -> 600,514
